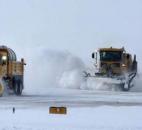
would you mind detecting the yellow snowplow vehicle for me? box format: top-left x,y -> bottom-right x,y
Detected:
0,46 -> 26,96
84,47 -> 137,91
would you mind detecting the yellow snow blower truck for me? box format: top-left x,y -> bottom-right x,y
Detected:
0,46 -> 26,96
84,47 -> 137,91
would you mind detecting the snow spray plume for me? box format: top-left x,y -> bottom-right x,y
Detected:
24,48 -> 85,94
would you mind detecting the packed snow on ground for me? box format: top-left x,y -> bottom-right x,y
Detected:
0,106 -> 142,130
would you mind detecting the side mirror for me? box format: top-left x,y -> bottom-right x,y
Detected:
92,53 -> 95,59
134,54 -> 136,61
92,52 -> 97,59
92,52 -> 98,66
21,58 -> 26,65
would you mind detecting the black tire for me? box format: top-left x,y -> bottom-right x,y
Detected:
14,80 -> 23,95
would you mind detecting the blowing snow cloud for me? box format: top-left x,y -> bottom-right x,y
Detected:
24,48 -> 85,94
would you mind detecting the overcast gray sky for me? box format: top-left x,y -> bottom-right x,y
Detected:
0,0 -> 142,63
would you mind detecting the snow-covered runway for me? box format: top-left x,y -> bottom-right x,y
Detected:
1,88 -> 142,108
1,88 -> 142,130
0,105 -> 142,130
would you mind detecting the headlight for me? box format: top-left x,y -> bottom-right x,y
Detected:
2,56 -> 7,61
122,64 -> 126,67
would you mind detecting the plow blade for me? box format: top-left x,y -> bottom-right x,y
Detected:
88,77 -> 124,85
83,71 -> 137,91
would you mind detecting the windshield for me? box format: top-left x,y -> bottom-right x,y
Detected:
100,51 -> 122,61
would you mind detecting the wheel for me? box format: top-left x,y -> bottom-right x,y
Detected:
14,80 -> 23,95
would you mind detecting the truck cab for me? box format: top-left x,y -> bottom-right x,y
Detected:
92,47 -> 137,77
0,46 -> 25,96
